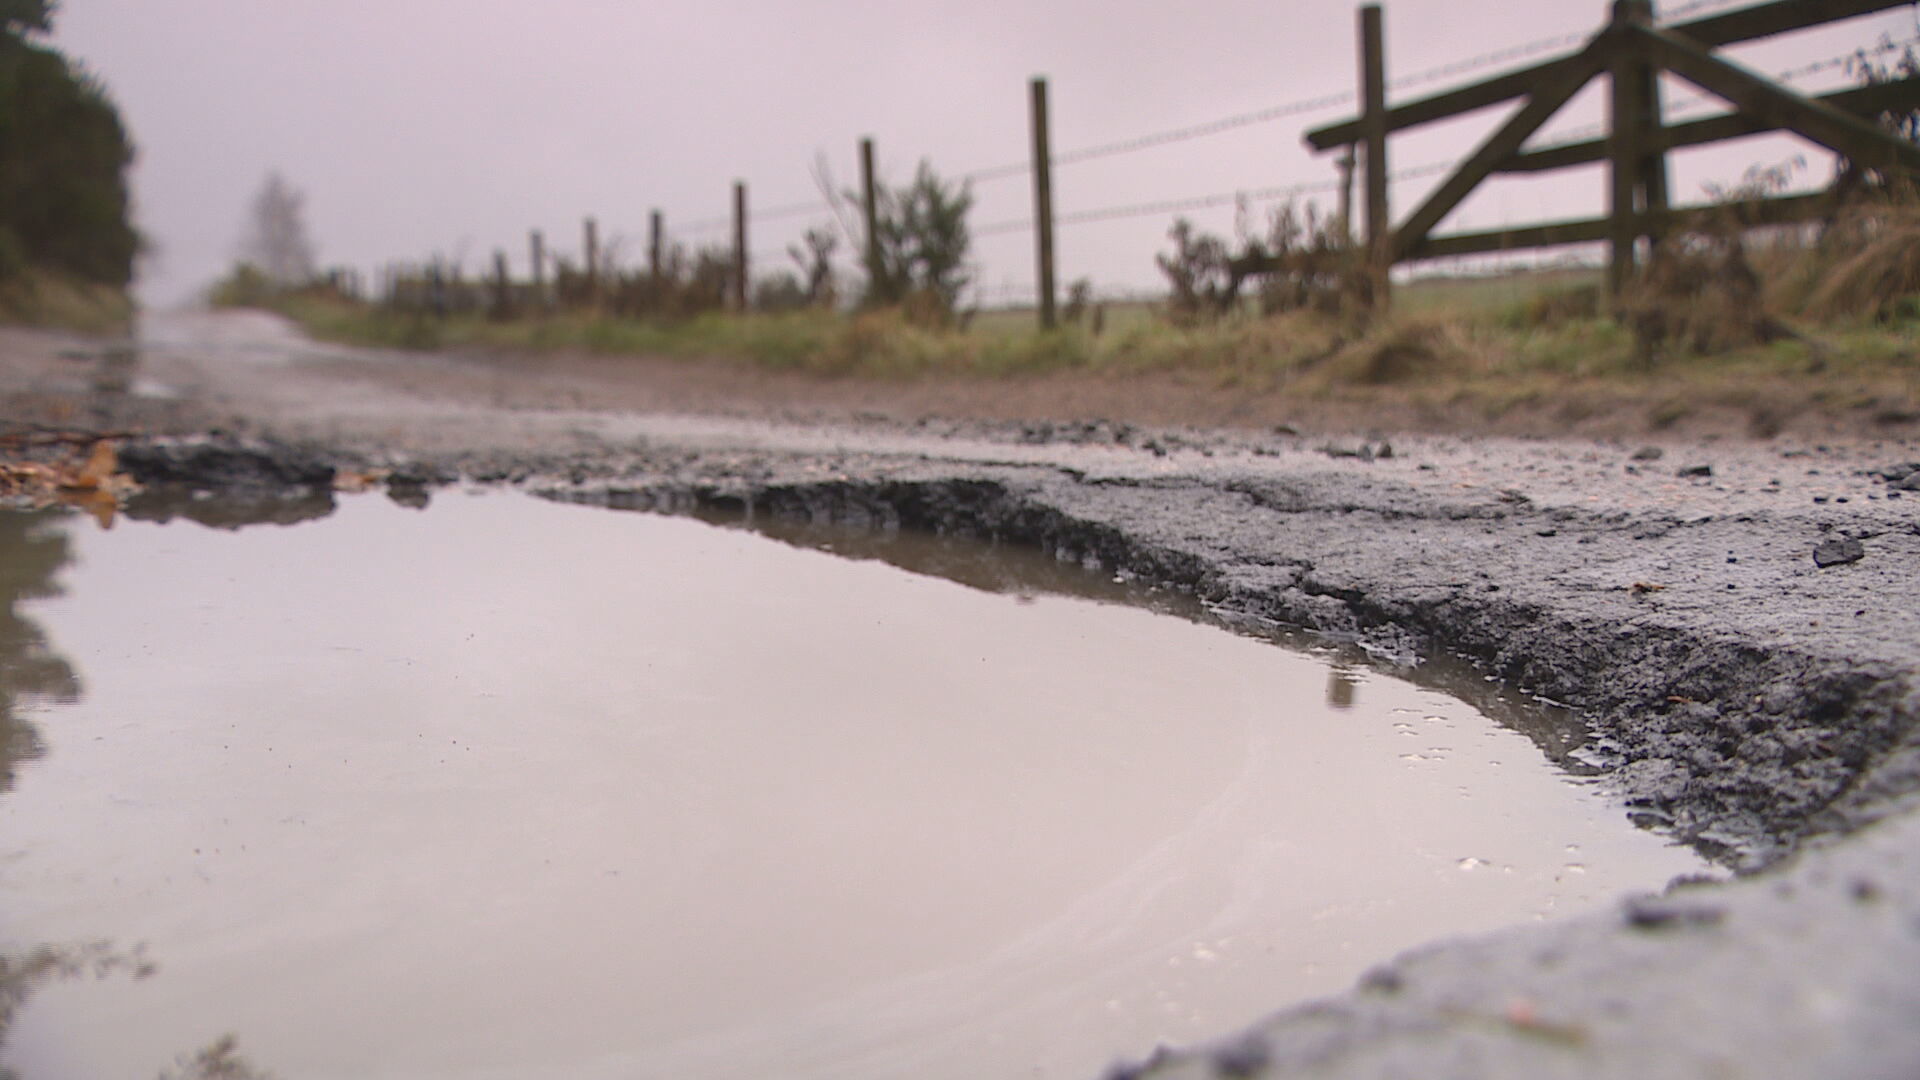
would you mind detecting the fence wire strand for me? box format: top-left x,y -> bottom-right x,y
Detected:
1654,0 -> 1753,25
1388,30 -> 1593,92
677,196 -> 831,236
961,90 -> 1358,184
958,27 -> 1618,185
973,161 -> 1451,238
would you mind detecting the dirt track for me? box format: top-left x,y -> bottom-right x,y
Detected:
9,310 -> 1920,1078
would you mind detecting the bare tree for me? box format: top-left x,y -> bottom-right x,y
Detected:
239,172 -> 317,287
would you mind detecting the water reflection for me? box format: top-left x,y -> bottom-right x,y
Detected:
0,510 -> 273,1078
122,488 -> 336,531
684,506 -> 1181,610
0,944 -> 155,1041
0,510 -> 79,792
674,506 -> 1594,766
1326,666 -> 1359,710
0,494 -> 1703,1080
0,510 -> 119,1068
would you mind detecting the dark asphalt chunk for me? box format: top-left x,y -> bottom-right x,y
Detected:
1814,537 -> 1866,568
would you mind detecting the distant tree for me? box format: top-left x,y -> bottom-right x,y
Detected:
0,0 -> 54,38
238,172 -> 317,287
0,1 -> 139,286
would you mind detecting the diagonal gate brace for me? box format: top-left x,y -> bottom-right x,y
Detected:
1634,23 -> 1920,175
1390,43 -> 1611,262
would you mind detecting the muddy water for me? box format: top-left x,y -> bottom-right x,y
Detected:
0,493 -> 1703,1080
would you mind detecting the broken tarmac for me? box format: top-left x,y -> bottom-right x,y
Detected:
12,311 -> 1920,1078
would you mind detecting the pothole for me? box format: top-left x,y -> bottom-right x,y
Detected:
0,491 -> 1702,1079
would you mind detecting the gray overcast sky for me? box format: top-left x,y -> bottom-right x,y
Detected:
51,0 -> 1918,307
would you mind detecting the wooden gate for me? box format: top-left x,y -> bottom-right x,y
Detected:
1290,0 -> 1920,308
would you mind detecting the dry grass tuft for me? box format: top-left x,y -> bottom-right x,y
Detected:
1618,234 -> 1790,361
1503,282 -> 1601,329
0,270 -> 133,335
1320,316 -> 1476,386
1800,198 -> 1920,321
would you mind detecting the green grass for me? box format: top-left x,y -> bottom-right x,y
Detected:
263,285 -> 1920,384
0,269 -> 133,335
242,268 -> 1920,437
1396,266 -> 1603,315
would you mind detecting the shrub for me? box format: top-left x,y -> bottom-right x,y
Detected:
1242,201 -> 1361,317
1156,219 -> 1238,325
1799,193 -> 1920,321
850,161 -> 973,324
753,271 -> 810,312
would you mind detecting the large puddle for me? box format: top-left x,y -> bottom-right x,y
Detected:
0,492 -> 1703,1079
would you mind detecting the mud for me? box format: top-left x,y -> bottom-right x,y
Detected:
6,310 -> 1920,1076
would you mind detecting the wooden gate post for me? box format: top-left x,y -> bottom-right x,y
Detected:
1358,5 -> 1391,312
1030,76 -> 1058,330
1635,32 -> 1671,257
1608,0 -> 1652,298
1337,149 -> 1357,243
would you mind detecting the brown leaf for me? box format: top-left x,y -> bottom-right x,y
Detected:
71,440 -> 117,489
333,471 -> 377,494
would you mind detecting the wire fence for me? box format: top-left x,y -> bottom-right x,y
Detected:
432,1 -> 1907,312
648,17 -> 1635,301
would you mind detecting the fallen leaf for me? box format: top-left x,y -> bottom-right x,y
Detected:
72,440 -> 117,489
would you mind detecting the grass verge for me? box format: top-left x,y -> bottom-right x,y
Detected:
0,269 -> 133,335
248,273 -> 1920,437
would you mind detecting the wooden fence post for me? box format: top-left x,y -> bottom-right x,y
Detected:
649,210 -> 663,279
529,230 -> 546,307
583,216 -> 599,302
860,136 -> 882,301
733,180 -> 749,311
491,249 -> 511,319
1359,5 -> 1391,312
1030,76 -> 1058,330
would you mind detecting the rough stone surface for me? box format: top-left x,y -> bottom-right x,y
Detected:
117,436 -> 335,492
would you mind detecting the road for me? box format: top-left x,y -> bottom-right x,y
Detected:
7,308 -> 1920,1078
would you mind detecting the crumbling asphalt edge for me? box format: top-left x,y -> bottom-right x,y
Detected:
110,433 -> 1920,1080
